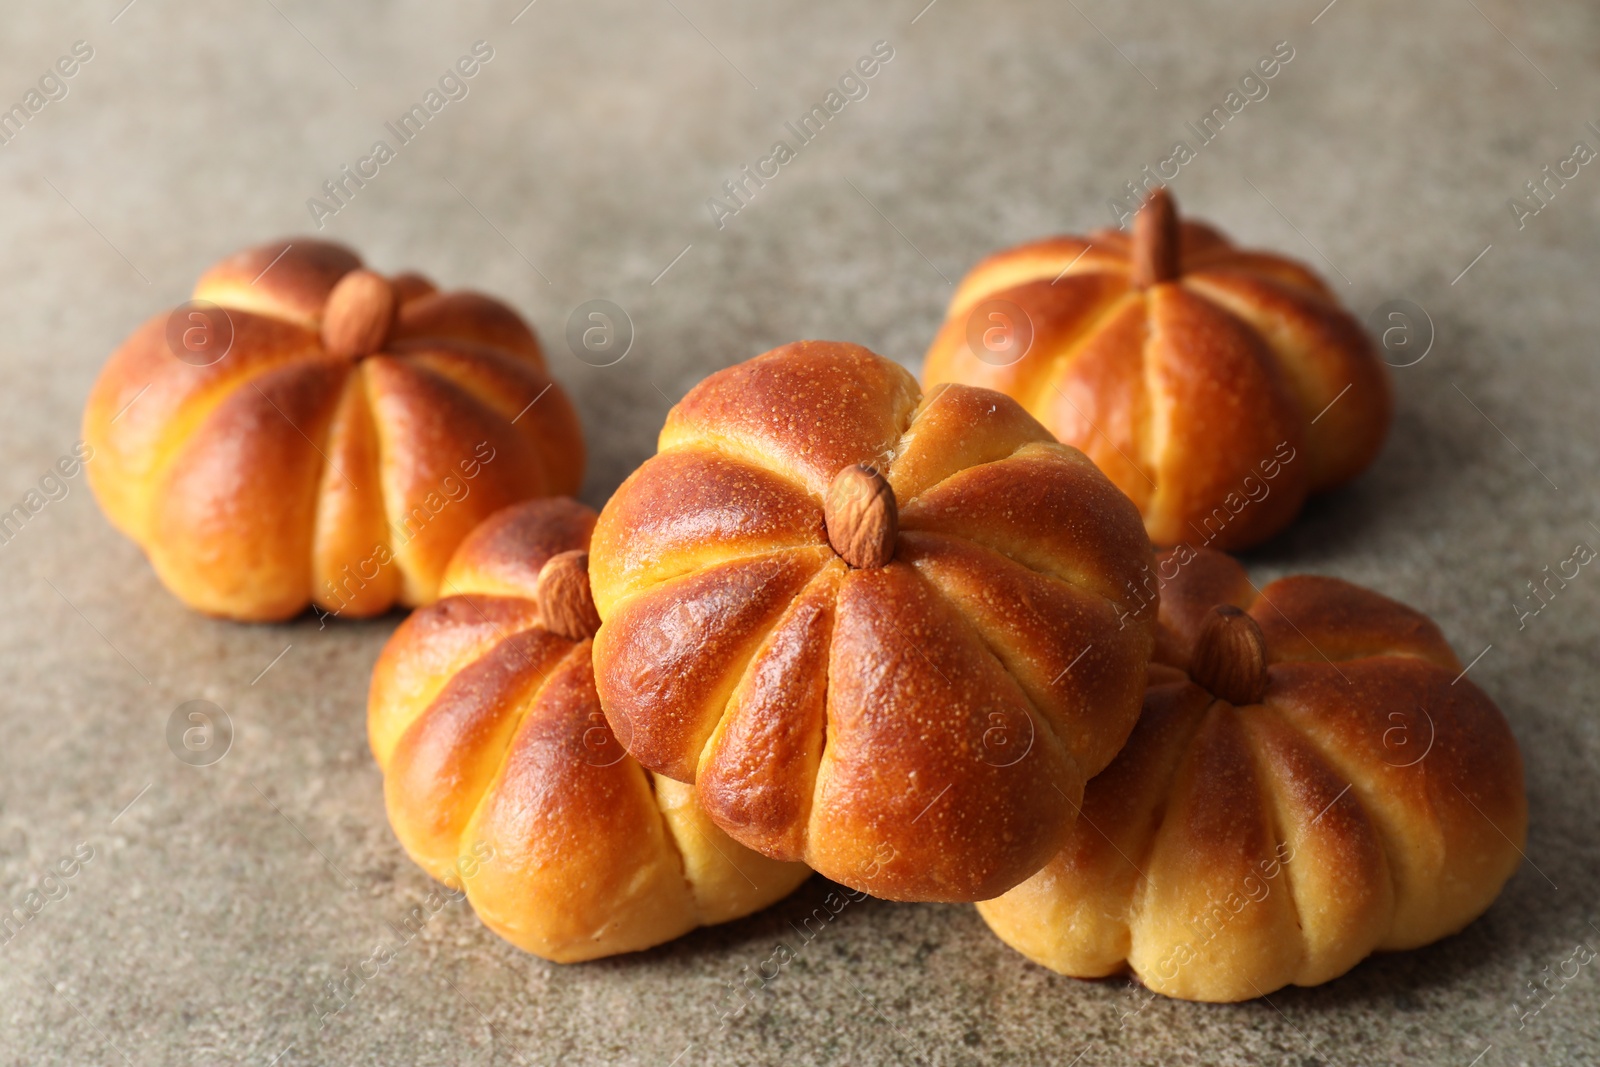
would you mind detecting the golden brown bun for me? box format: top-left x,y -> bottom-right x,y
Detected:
369,498 -> 809,963
922,190 -> 1391,551
589,341 -> 1157,902
82,238 -> 585,621
977,547 -> 1527,1002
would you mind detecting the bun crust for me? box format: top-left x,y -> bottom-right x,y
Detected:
369,499 -> 809,963
589,342 -> 1157,902
922,195 -> 1390,550
977,548 -> 1527,1002
83,238 -> 585,620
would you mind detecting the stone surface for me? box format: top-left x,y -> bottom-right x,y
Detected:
1,1 -> 1596,1064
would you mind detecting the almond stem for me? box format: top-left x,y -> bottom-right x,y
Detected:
1130,187 -> 1180,289
1189,604 -> 1269,705
825,464 -> 897,570
321,269 -> 398,358
536,550 -> 602,641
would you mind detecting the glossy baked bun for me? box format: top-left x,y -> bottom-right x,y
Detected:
588,341 -> 1157,902
83,238 -> 585,621
369,498 -> 809,963
922,189 -> 1390,551
977,547 -> 1527,1002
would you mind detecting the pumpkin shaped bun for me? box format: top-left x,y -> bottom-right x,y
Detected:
83,239 -> 585,621
588,341 -> 1158,902
370,498 -> 809,963
977,547 -> 1527,1002
922,189 -> 1391,551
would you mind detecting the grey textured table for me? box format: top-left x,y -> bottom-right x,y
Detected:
1,1 -> 1596,1064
